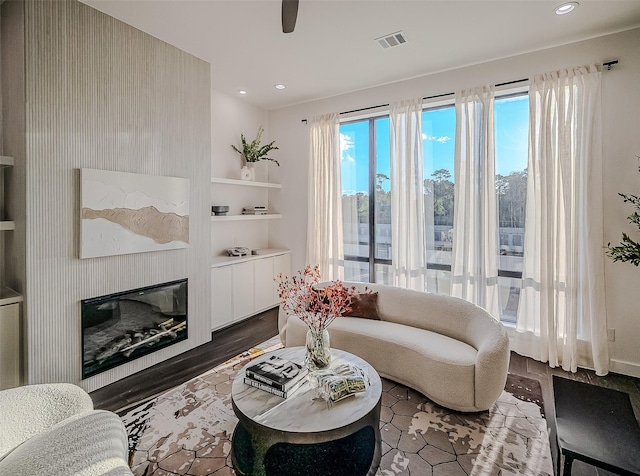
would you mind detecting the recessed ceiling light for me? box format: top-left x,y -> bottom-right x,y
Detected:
275,84 -> 286,90
238,90 -> 247,95
555,2 -> 578,15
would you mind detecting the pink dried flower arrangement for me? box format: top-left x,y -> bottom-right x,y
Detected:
275,265 -> 361,331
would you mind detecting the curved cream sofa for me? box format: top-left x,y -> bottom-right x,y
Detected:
279,282 -> 510,412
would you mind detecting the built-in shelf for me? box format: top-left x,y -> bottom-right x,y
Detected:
212,248 -> 291,268
0,156 -> 14,167
0,221 -> 15,231
0,286 -> 23,306
211,177 -> 281,189
211,214 -> 282,222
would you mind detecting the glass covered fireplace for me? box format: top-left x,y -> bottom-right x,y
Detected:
81,279 -> 188,379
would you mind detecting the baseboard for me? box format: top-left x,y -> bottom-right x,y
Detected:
610,359 -> 640,378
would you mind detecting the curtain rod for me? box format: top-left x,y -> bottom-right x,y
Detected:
300,59 -> 619,124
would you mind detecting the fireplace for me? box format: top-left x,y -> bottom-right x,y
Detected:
81,279 -> 188,379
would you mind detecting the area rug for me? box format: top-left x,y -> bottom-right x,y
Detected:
120,337 -> 553,475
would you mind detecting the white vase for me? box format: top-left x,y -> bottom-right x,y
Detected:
246,163 -> 256,181
240,165 -> 252,181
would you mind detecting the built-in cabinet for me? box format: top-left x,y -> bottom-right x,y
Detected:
210,175 -> 290,331
211,250 -> 291,330
0,156 -> 23,390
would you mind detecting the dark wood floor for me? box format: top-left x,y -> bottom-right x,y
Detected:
90,310 -> 640,476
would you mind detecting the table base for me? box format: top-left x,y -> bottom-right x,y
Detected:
231,419 -> 381,476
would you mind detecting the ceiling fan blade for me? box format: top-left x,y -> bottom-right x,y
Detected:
282,0 -> 299,33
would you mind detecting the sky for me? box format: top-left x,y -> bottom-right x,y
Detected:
340,95 -> 529,194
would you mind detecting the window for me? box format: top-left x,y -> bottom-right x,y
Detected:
339,91 -> 529,322
340,117 -> 392,284
494,93 -> 529,322
423,105 -> 456,293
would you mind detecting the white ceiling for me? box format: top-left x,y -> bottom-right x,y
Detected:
81,0 -> 640,111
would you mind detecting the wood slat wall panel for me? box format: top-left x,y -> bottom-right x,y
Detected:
23,0 -> 211,392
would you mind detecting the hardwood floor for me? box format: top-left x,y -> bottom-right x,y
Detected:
90,311 -> 640,476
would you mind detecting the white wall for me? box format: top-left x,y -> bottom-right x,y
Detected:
211,89 -> 269,181
267,28 -> 640,377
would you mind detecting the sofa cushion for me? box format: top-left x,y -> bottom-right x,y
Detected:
344,292 -> 380,320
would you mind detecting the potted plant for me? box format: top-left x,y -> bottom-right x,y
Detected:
231,126 -> 280,167
607,159 -> 640,266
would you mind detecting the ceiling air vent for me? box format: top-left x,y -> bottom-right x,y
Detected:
375,31 -> 407,49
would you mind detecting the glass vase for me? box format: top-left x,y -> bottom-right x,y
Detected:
305,327 -> 331,371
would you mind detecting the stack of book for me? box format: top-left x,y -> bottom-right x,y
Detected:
244,354 -> 308,398
242,206 -> 268,215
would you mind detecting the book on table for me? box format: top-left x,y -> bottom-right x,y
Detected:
243,375 -> 306,398
245,354 -> 308,392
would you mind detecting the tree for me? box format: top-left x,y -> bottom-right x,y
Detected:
431,169 -> 454,226
497,170 -> 527,228
607,161 -> 640,266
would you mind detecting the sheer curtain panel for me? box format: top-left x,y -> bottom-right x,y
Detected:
389,99 -> 427,290
306,113 -> 345,280
451,86 -> 501,318
514,65 -> 608,375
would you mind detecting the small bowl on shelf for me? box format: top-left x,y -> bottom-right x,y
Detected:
211,205 -> 230,216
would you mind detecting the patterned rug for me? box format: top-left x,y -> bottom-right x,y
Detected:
120,337 -> 553,475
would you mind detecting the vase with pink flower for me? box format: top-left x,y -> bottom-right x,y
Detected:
276,265 -> 361,372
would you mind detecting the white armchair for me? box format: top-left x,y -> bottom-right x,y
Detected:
0,383 -> 133,475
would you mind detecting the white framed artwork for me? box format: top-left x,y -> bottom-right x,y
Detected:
80,168 -> 190,259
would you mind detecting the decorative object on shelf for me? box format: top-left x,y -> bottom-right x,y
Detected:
240,165 -> 252,181
231,126 -> 280,171
607,158 -> 640,266
242,206 -> 268,215
275,265 -> 365,371
227,247 -> 250,257
211,206 -> 229,216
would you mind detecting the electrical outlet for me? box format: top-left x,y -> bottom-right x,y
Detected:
607,328 -> 615,342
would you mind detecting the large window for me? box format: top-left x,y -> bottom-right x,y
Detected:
340,117 -> 391,284
339,92 -> 529,322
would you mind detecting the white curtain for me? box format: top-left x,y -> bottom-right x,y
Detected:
451,86 -> 501,318
514,65 -> 608,375
306,113 -> 345,280
389,99 -> 427,290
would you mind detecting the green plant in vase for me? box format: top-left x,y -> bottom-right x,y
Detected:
607,159 -> 640,266
231,126 -> 280,166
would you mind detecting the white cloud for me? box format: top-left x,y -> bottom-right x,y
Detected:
422,133 -> 452,144
342,153 -> 355,163
340,133 -> 354,151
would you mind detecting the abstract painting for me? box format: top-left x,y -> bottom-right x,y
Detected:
80,168 -> 189,259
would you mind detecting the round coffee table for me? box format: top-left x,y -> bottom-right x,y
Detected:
231,346 -> 382,476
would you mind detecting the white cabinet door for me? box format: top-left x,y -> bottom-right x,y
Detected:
0,303 -> 20,390
254,257 -> 274,312
232,261 -> 255,320
211,266 -> 234,330
273,253 -> 292,303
